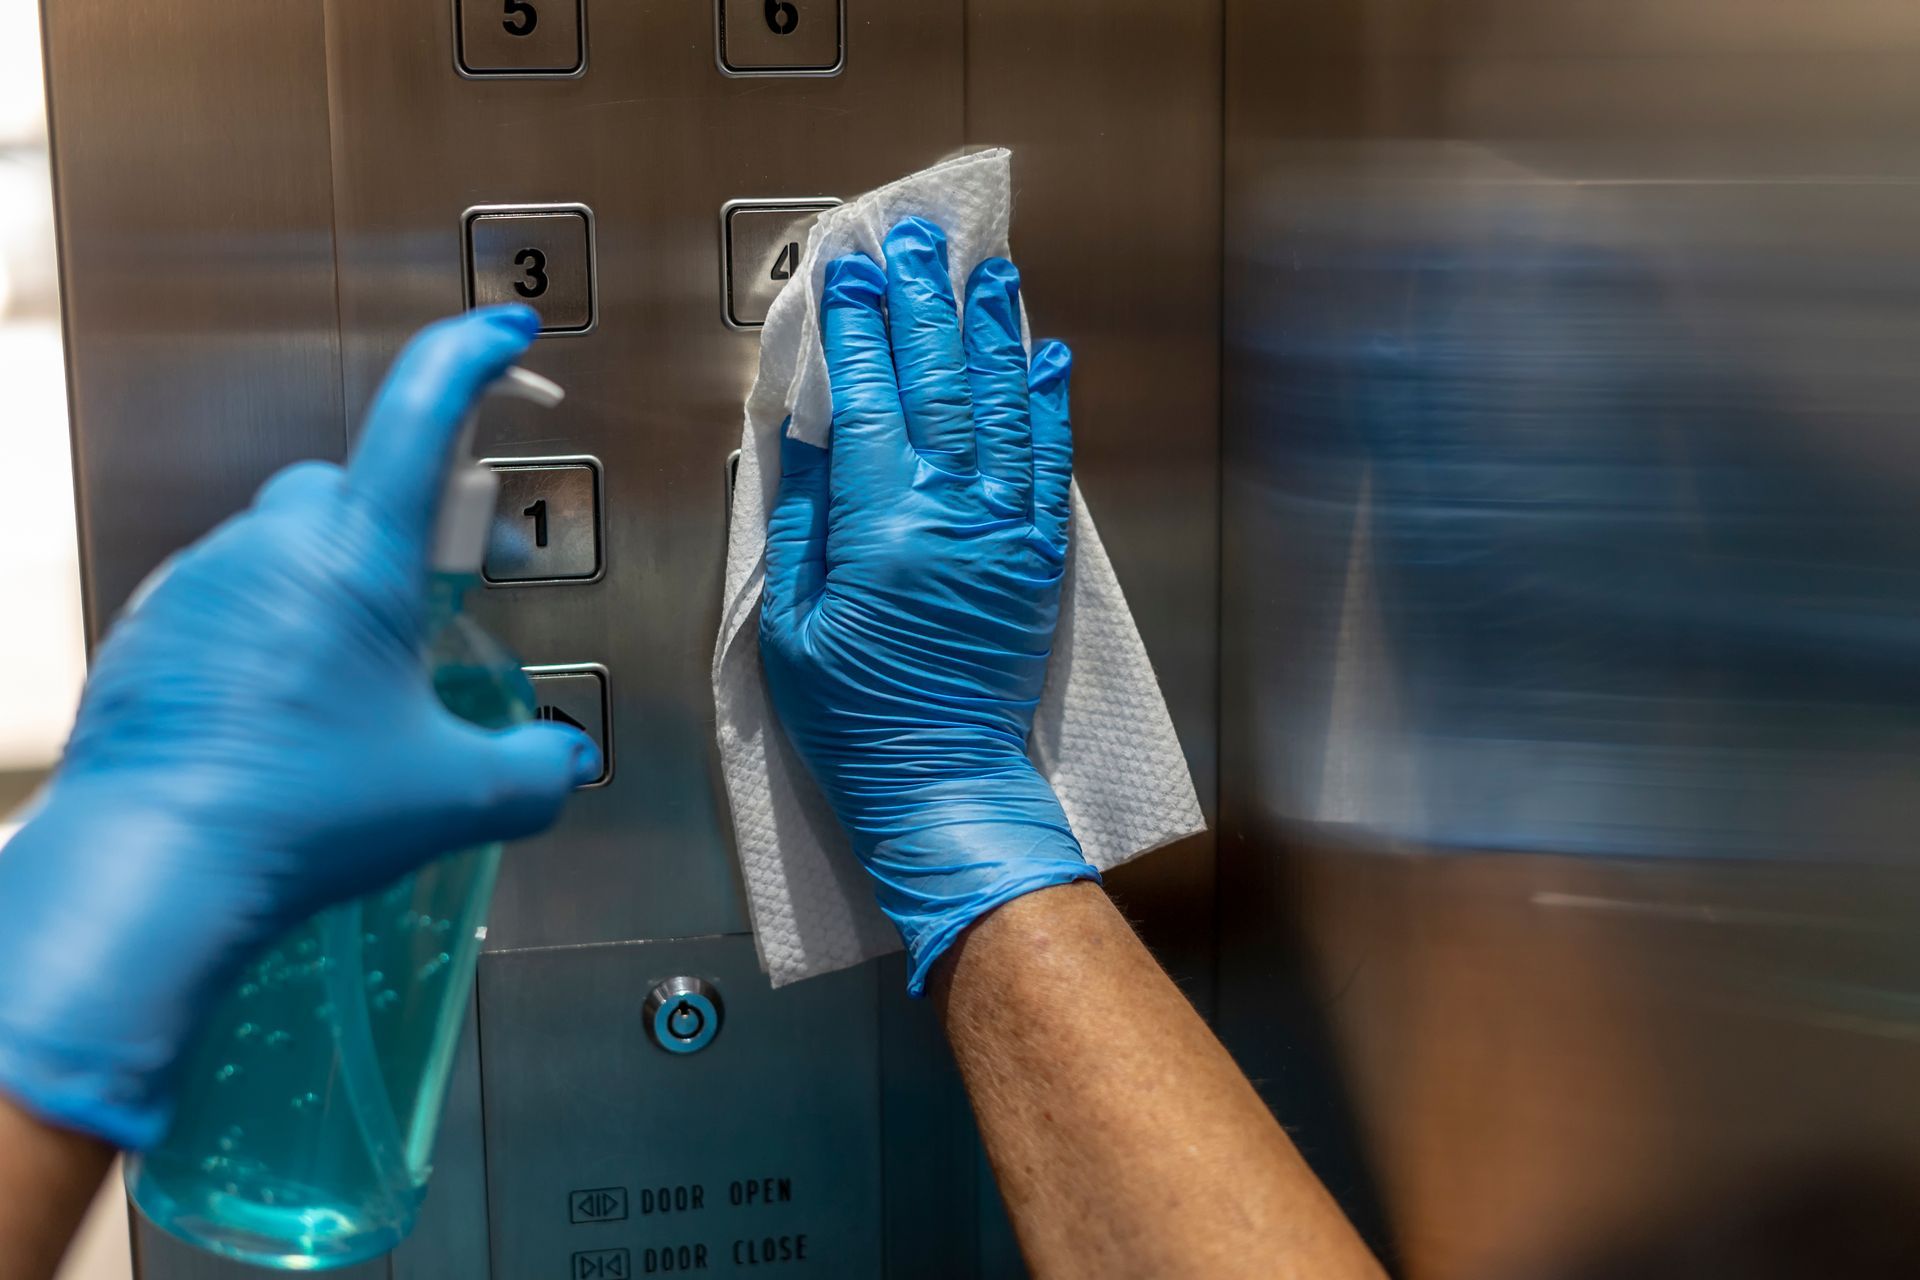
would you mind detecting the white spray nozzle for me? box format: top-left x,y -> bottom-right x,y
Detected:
495,366 -> 565,410
431,365 -> 567,573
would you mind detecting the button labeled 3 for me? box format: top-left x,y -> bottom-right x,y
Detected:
456,0 -> 585,76
466,205 -> 596,334
483,458 -> 602,584
525,664 -> 612,787
716,0 -> 843,75
721,199 -> 838,328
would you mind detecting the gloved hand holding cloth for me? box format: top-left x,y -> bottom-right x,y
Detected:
717,149 -> 1204,991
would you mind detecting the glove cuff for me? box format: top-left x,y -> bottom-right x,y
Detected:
0,1022 -> 172,1150
858,787 -> 1098,995
0,790 -> 246,1150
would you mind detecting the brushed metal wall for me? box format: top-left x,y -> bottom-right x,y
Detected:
1220,1 -> 1920,1276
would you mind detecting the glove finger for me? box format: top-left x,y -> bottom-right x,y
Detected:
347,306 -> 539,558
822,254 -> 915,511
254,459 -> 347,514
884,218 -> 975,472
430,717 -> 601,848
964,258 -> 1032,511
1028,341 -> 1075,558
763,423 -> 831,636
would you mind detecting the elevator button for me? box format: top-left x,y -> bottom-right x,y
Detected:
525,664 -> 612,786
483,458 -> 602,584
721,199 -> 838,328
466,206 -> 595,334
644,978 -> 723,1054
456,0 -> 585,77
716,0 -> 843,75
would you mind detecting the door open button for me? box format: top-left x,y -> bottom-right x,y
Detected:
525,664 -> 612,787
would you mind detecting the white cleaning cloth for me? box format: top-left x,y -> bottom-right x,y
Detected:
713,148 -> 1205,987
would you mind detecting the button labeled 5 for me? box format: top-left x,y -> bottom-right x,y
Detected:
465,205 -> 596,334
456,0 -> 585,76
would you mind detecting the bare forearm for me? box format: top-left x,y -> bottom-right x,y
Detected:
932,881 -> 1383,1280
0,1094 -> 114,1280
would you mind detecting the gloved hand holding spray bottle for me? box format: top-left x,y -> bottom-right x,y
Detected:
0,307 -> 599,1268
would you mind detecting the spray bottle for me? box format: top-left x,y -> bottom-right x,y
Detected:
127,366 -> 564,1269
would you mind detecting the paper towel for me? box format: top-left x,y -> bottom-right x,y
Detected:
713,147 -> 1205,987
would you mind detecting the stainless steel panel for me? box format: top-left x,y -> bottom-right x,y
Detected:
964,0 -> 1223,998
720,199 -> 838,329
321,0 -> 965,950
465,206 -> 597,334
389,991 -> 493,1279
1221,0 -> 1920,1275
716,0 -> 844,77
484,458 -> 603,584
45,0 -> 346,638
477,938 -> 883,1279
455,0 -> 585,78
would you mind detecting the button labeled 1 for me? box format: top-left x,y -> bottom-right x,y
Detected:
483,458 -> 601,584
721,199 -> 837,328
526,664 -> 612,787
717,0 -> 843,75
456,0 -> 584,76
466,205 -> 595,334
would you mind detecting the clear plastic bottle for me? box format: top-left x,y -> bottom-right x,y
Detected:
127,368 -> 565,1269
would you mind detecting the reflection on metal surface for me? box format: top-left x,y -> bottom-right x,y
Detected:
1231,149 -> 1920,859
1221,0 -> 1920,1275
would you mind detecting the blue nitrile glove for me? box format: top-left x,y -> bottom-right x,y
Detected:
0,307 -> 600,1149
759,217 -> 1099,995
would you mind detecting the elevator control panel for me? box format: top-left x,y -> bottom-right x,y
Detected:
484,457 -> 603,584
466,205 -> 597,333
717,0 -> 845,75
527,664 -> 614,786
721,199 -> 838,328
455,0 -> 585,76
480,939 -> 882,1279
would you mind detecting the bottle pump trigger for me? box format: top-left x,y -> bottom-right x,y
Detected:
431,366 -> 566,574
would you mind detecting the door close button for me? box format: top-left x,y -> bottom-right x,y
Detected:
717,0 -> 843,75
721,199 -> 838,328
466,206 -> 596,334
456,0 -> 585,76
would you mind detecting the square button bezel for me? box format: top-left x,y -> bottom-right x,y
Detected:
454,0 -> 588,79
463,203 -> 599,336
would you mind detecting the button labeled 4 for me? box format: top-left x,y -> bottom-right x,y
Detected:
721,199 -> 839,329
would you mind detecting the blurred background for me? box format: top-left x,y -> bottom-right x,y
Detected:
0,0 -> 82,843
0,1 -> 125,1275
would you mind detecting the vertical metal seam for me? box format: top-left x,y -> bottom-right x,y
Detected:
1208,0 -> 1229,1033
318,0 -> 353,466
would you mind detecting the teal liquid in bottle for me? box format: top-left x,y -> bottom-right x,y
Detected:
128,368 -> 566,1270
